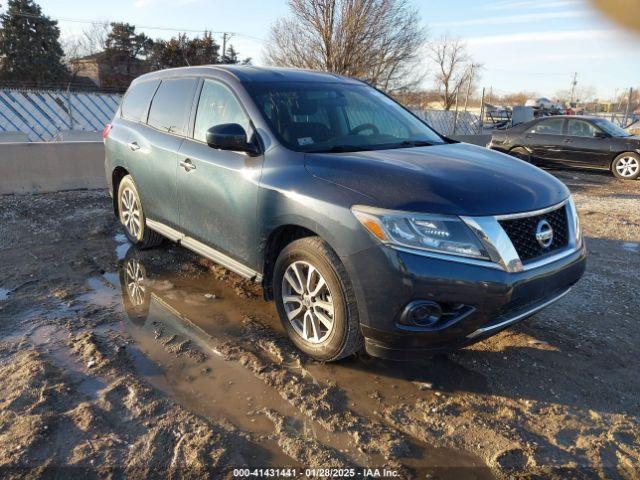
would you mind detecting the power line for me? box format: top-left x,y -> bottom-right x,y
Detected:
482,66 -> 572,77
0,9 -> 266,43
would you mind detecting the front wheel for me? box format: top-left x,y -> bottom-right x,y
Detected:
611,153 -> 640,180
273,237 -> 363,361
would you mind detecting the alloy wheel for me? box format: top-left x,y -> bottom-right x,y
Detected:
125,258 -> 146,306
281,261 -> 335,344
121,187 -> 141,239
616,156 -> 639,178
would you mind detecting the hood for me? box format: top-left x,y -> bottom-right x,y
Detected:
305,143 -> 569,216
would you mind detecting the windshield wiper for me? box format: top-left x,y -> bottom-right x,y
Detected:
307,145 -> 372,153
392,140 -> 437,148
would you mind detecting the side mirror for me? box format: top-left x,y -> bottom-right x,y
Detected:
593,131 -> 608,139
206,123 -> 260,155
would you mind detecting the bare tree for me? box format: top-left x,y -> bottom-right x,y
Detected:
64,22 -> 110,80
265,0 -> 426,92
555,85 -> 597,104
428,35 -> 476,110
64,22 -> 110,61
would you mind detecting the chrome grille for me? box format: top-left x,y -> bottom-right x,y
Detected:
499,205 -> 569,263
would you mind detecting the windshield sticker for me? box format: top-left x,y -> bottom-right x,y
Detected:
297,137 -> 314,146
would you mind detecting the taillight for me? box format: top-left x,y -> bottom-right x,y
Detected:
102,124 -> 112,140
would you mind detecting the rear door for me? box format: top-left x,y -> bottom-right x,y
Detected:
109,78 -> 159,200
177,78 -> 262,268
131,77 -> 198,228
561,118 -> 611,167
523,118 -> 566,163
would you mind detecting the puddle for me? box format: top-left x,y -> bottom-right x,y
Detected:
72,244 -> 492,475
78,275 -> 120,307
114,233 -> 131,260
622,242 -> 639,252
0,288 -> 10,301
76,259 -> 367,466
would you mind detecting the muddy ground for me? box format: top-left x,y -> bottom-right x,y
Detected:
0,168 -> 638,479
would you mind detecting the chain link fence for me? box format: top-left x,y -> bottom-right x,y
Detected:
413,109 -> 482,136
0,87 -> 485,142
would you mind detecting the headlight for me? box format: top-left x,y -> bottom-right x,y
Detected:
567,196 -> 582,247
351,205 -> 489,259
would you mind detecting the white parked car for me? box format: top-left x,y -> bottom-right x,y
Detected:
525,97 -> 554,110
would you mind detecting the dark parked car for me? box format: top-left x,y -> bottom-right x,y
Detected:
489,115 -> 640,179
104,66 -> 586,361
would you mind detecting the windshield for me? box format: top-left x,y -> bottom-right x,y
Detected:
593,118 -> 631,137
246,82 -> 445,153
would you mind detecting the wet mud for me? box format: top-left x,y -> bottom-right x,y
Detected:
0,169 -> 639,478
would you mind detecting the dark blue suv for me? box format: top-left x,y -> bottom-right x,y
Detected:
105,65 -> 586,361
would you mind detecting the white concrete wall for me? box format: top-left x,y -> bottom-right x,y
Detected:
0,141 -> 106,195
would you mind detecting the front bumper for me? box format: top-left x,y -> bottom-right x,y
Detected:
342,243 -> 587,360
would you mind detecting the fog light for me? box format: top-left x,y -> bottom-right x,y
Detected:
400,301 -> 442,327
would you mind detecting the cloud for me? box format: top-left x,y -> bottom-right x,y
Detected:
431,10 -> 590,27
525,51 -> 625,62
482,0 -> 581,11
134,0 -> 200,8
465,29 -> 617,46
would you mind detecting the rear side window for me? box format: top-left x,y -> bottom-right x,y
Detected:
121,80 -> 159,122
147,78 -> 198,136
531,118 -> 564,135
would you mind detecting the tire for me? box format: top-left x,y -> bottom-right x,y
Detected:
273,236 -> 363,361
509,146 -> 532,163
118,248 -> 150,326
611,152 -> 640,180
116,175 -> 163,248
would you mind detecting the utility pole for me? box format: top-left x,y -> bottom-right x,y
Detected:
623,87 -> 633,127
463,63 -> 476,112
479,87 -> 486,134
222,32 -> 228,61
569,72 -> 578,104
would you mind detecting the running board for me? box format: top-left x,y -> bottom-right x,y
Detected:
146,219 -> 262,282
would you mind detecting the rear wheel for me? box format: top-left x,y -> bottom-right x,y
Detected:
117,175 -> 163,248
611,153 -> 640,180
273,237 -> 363,361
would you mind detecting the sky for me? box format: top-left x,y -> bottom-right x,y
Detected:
23,0 -> 640,100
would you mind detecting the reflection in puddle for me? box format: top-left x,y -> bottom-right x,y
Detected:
114,233 -> 131,260
81,249 -> 369,467
74,245 -> 492,476
0,288 -> 10,301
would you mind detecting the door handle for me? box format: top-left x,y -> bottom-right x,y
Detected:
179,158 -> 196,172
128,141 -> 140,151
525,135 -> 533,139
563,138 -> 573,143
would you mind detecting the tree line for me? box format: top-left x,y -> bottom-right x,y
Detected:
1,0 -> 491,109
0,0 -> 250,91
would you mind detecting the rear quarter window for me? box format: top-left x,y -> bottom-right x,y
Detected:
531,118 -> 564,135
121,80 -> 160,122
147,78 -> 198,136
